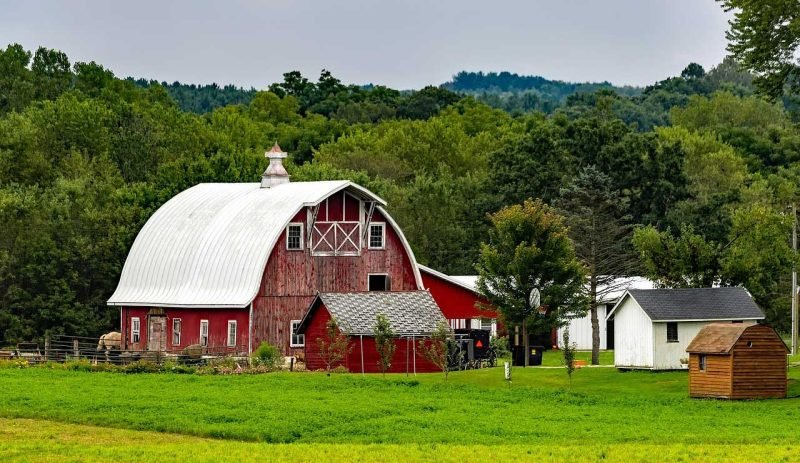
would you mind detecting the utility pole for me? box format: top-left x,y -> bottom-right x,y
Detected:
792,203 -> 798,356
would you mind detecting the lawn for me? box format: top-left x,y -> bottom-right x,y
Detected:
1,359 -> 799,462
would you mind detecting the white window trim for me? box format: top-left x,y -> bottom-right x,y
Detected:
290,320 -> 305,347
367,273 -> 390,291
172,318 -> 181,346
200,319 -> 209,347
227,320 -> 237,347
131,317 -> 140,343
286,223 -> 304,250
666,322 -> 679,343
368,222 -> 385,250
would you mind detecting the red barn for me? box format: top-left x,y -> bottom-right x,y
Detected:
418,265 -> 499,335
108,144 -> 439,356
297,291 -> 445,373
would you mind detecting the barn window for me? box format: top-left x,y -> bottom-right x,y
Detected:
172,318 -> 181,346
449,319 -> 466,329
368,273 -> 390,291
666,322 -> 678,343
131,317 -> 140,343
699,355 -> 706,371
290,320 -> 305,347
200,320 -> 209,347
227,320 -> 237,347
368,223 -> 385,249
286,223 -> 303,250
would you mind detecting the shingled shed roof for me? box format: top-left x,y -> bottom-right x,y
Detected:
686,323 -> 750,353
686,323 -> 789,354
608,287 -> 764,321
300,291 -> 447,336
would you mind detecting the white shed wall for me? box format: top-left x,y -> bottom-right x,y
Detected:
612,298 -> 653,368
557,304 -> 608,350
652,319 -> 757,370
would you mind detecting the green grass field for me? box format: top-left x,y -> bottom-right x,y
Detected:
1,352 -> 799,462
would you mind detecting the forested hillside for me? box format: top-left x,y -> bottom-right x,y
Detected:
1,42 -> 798,342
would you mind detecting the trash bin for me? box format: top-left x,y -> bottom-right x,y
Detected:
529,345 -> 544,366
512,344 -> 544,366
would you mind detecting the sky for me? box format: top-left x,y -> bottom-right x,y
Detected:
1,0 -> 733,90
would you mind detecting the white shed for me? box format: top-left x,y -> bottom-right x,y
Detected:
607,287 -> 765,370
557,277 -> 655,350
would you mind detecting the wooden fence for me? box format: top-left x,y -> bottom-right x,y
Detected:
6,334 -> 249,365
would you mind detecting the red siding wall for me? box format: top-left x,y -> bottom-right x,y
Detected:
421,271 -> 497,320
121,307 -> 249,353
303,303 -> 440,374
253,199 -> 420,354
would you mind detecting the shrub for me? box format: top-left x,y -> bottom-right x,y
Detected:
251,342 -> 282,370
122,360 -> 161,374
490,335 -> 511,359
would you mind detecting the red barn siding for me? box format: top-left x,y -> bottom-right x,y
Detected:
421,270 -> 498,324
121,307 -> 249,352
302,303 -> 440,374
253,206 -> 420,354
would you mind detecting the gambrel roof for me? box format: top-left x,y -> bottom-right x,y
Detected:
108,181 -> 422,308
607,287 -> 765,322
299,291 -> 447,336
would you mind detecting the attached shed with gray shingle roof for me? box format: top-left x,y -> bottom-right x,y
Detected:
299,291 -> 446,336
296,291 -> 447,373
606,287 -> 765,370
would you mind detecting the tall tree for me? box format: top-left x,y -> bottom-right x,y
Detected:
718,0 -> 800,99
556,166 -> 638,365
476,199 -> 586,367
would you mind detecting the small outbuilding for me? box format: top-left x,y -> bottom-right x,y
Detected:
297,291 -> 447,374
686,323 -> 789,399
607,287 -> 765,370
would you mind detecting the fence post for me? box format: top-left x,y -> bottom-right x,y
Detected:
45,336 -> 50,361
73,339 -> 79,359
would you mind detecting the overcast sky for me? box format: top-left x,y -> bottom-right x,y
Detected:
2,0 -> 732,90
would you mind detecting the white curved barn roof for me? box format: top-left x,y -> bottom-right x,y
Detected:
107,181 -> 419,308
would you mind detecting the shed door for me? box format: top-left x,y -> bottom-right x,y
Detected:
148,316 -> 167,352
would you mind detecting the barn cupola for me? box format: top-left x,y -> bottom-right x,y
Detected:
261,142 -> 290,188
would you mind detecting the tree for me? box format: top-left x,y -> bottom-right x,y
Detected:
561,327 -> 576,388
681,63 -> 706,80
556,166 -> 639,365
632,224 -> 720,288
476,199 -> 586,367
317,317 -> 351,376
417,320 -> 454,381
373,313 -> 396,377
718,0 -> 800,99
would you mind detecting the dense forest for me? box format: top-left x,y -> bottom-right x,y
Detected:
1,41 -> 799,343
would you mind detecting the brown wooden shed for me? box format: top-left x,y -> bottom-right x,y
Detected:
686,323 -> 789,399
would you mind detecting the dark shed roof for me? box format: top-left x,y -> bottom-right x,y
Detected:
298,291 -> 447,336
620,287 -> 764,321
687,323 -> 789,354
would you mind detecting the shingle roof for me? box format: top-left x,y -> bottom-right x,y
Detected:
686,323 -> 788,354
303,291 -> 447,336
624,287 -> 764,321
685,323 -> 750,353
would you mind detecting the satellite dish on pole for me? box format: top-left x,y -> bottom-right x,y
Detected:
529,288 -> 541,311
